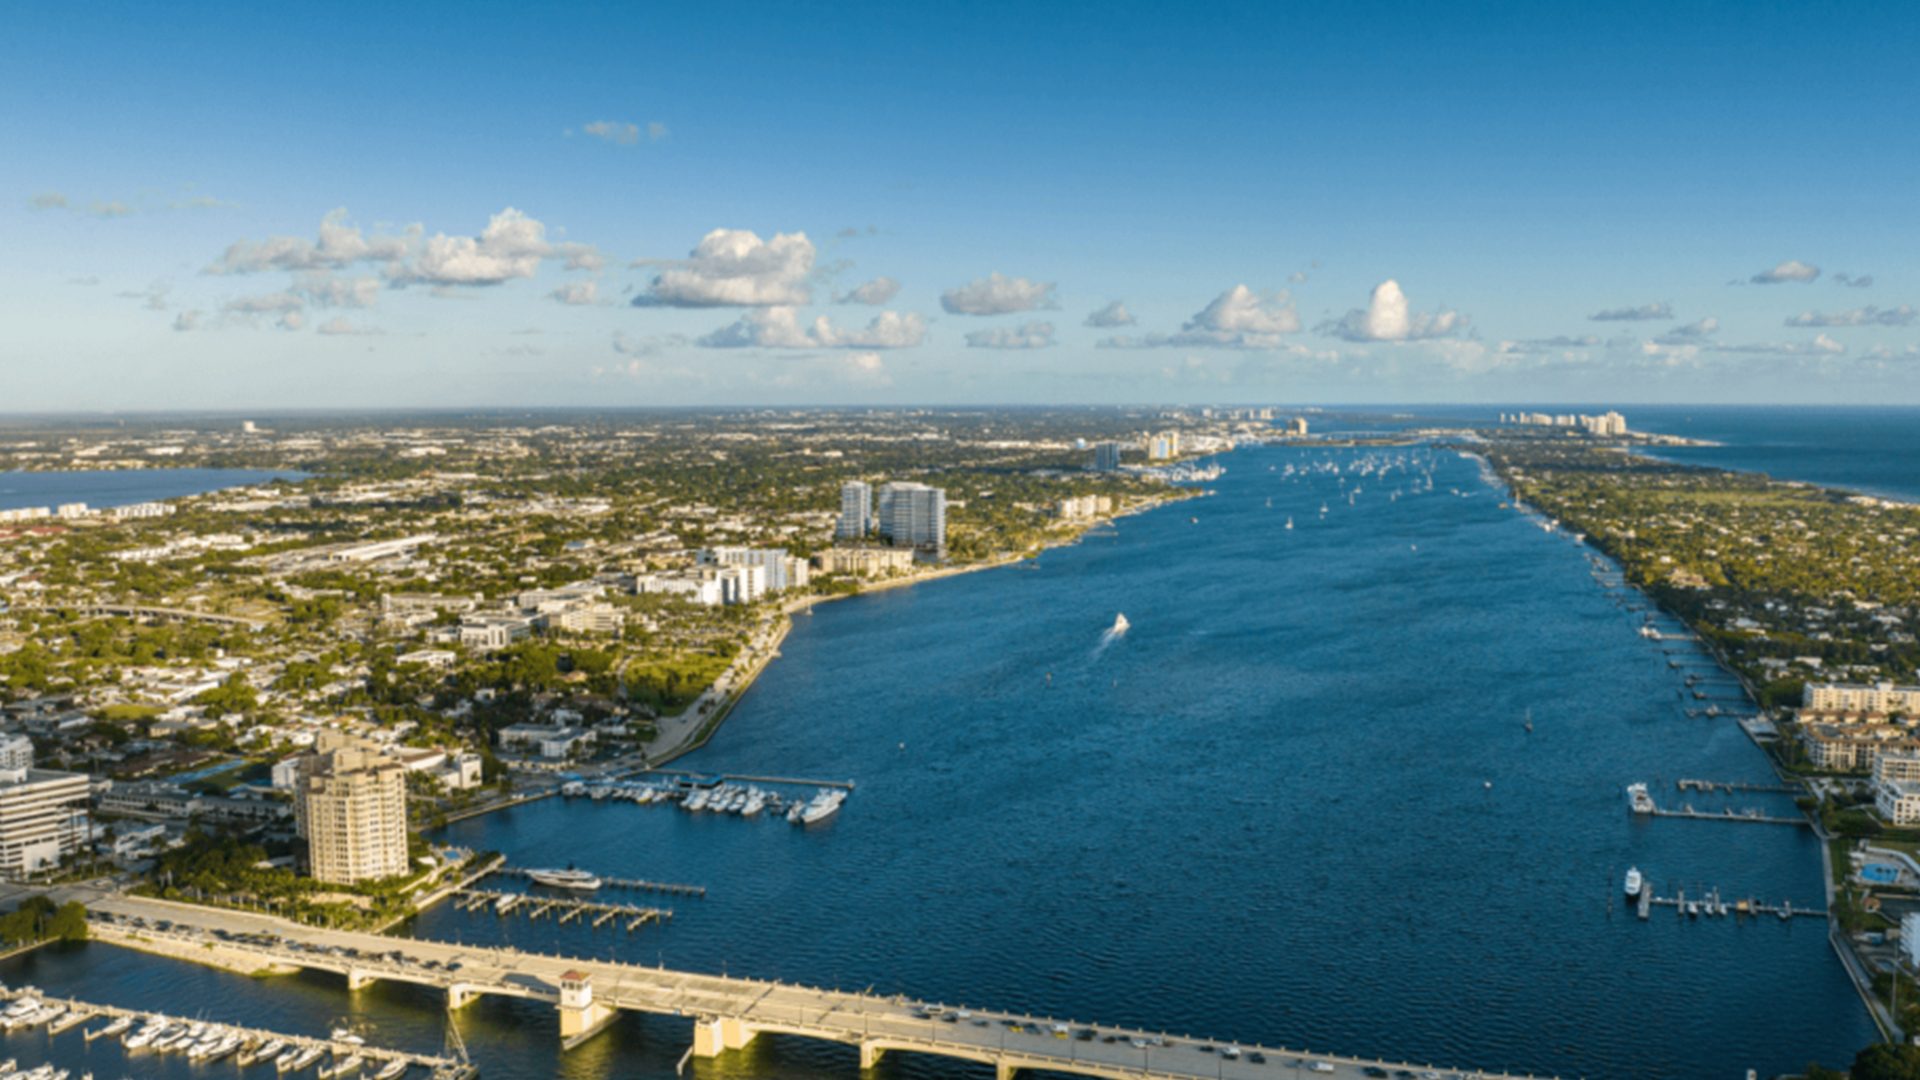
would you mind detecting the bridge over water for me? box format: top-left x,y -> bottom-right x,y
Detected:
79,892 -> 1552,1080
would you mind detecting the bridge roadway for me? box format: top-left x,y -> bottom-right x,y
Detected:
80,892 -> 1545,1080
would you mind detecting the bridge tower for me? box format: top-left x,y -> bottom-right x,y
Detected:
556,970 -> 616,1050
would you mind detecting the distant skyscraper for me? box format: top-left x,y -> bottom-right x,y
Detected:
1148,430 -> 1181,461
877,481 -> 946,557
837,481 -> 872,540
1091,441 -> 1127,472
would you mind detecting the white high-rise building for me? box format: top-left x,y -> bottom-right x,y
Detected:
698,547 -> 809,593
837,481 -> 873,540
878,482 -> 947,557
294,731 -> 411,885
715,564 -> 768,605
0,767 -> 91,880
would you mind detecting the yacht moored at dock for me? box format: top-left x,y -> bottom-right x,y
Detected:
526,867 -> 604,891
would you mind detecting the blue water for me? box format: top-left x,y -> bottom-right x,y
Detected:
1621,405 -> 1920,502
1333,404 -> 1920,502
0,443 -> 1877,1078
0,467 -> 302,512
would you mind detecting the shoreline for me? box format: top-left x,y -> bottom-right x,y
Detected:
439,486 -> 1203,816
631,489 -> 1196,775
1476,435 -> 1898,1044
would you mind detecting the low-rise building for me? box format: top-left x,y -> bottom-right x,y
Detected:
1800,723 -> 1919,772
459,614 -> 536,652
1877,751 -> 1920,785
635,573 -> 725,606
0,734 -> 33,772
1806,681 -> 1920,716
498,723 -> 596,759
813,546 -> 917,578
1879,778 -> 1920,827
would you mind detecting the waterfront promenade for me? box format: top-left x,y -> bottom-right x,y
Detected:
70,890 -> 1546,1080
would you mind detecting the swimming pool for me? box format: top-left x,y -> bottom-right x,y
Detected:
1861,863 -> 1901,884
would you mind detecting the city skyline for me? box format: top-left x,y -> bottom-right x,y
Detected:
5,1 -> 1919,409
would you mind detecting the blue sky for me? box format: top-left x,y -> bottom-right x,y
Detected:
4,0 -> 1918,409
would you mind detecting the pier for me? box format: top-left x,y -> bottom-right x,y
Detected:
453,888 -> 671,931
1650,805 -> 1809,827
77,890 -> 1557,1080
1675,778 -> 1800,795
0,985 -> 469,1077
492,866 -> 706,898
1642,887 -> 1826,921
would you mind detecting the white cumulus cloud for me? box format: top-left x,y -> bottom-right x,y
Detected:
1319,280 -> 1464,342
1101,286 -> 1300,349
1750,259 -> 1821,284
400,207 -> 595,286
835,276 -> 901,305
293,272 -> 381,309
1655,317 -> 1720,344
940,272 -> 1057,315
696,307 -> 927,349
549,280 -> 599,306
1083,300 -> 1136,328
633,229 -> 816,307
210,208 -> 412,274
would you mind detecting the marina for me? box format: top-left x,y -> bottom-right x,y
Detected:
451,889 -> 672,932
0,985 -> 469,1078
560,777 -> 851,825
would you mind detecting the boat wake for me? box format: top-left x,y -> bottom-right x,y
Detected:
1093,613 -> 1130,656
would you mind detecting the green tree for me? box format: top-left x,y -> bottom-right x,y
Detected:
1853,1042 -> 1920,1080
45,901 -> 87,942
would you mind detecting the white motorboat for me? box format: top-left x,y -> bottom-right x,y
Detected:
526,867 -> 602,891
1626,782 -> 1656,815
1624,866 -> 1644,899
796,788 -> 847,825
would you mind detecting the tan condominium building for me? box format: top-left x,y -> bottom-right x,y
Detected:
294,731 -> 411,885
0,767 -> 92,880
812,545 -> 917,578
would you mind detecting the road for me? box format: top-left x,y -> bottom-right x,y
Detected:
54,888 -> 1540,1080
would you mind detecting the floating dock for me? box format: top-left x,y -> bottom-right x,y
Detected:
1650,805 -> 1808,827
1675,778 -> 1800,795
1643,887 -> 1825,921
454,887 -> 670,932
